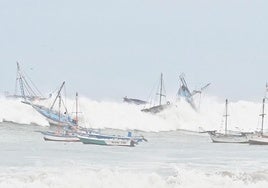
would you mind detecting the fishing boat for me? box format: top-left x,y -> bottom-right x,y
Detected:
249,98 -> 268,145
141,73 -> 171,114
208,99 -> 249,143
42,130 -> 80,142
29,82 -> 78,127
78,135 -> 135,147
5,62 -> 50,101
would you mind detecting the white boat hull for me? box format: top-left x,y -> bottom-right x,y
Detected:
43,134 -> 80,142
249,135 -> 268,145
208,132 -> 249,143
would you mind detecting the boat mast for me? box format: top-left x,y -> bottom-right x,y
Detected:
17,62 -> 26,100
224,99 -> 229,135
260,98 -> 266,135
159,73 -> 163,105
75,92 -> 78,125
50,81 -> 65,110
58,94 -> 61,124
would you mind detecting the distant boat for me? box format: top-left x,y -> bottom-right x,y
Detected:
123,97 -> 147,105
5,62 -> 50,101
207,99 -> 249,143
249,98 -> 268,145
28,82 -> 78,127
178,74 -> 210,111
141,73 -> 171,114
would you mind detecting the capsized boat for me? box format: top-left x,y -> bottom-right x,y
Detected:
141,73 -> 171,114
178,74 -> 210,111
78,135 -> 135,147
208,99 -> 249,143
249,98 -> 268,145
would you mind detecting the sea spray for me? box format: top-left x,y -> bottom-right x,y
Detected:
0,95 -> 265,132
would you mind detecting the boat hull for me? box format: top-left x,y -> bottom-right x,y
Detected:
208,131 -> 249,143
43,134 -> 80,142
141,103 -> 171,114
249,136 -> 268,145
78,136 -> 135,147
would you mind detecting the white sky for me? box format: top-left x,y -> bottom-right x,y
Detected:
0,0 -> 268,101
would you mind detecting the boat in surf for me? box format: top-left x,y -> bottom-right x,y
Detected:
249,98 -> 268,145
178,74 -> 210,111
27,82 -> 78,127
123,96 -> 147,105
207,99 -> 249,143
5,62 -> 50,101
141,73 -> 171,114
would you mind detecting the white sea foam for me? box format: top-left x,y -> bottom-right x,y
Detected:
0,95 -> 266,132
0,167 -> 267,188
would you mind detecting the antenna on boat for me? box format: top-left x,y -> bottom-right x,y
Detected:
260,98 -> 266,135
224,99 -> 229,135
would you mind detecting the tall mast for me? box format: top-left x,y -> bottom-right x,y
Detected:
224,99 -> 229,135
75,92 -> 78,125
58,94 -> 61,124
260,98 -> 266,135
159,73 -> 163,106
17,62 -> 26,100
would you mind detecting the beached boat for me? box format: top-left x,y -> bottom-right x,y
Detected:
141,73 -> 171,114
249,98 -> 268,145
78,135 -> 135,147
208,99 -> 249,143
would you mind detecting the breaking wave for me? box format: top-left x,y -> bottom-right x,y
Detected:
0,167 -> 267,188
0,95 -> 265,132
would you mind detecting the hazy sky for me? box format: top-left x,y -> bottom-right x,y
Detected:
0,0 -> 268,102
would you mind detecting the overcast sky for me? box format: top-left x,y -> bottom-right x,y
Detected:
0,0 -> 267,102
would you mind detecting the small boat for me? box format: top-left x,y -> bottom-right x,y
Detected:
208,99 -> 249,143
43,132 -> 80,142
5,62 -> 50,101
141,73 -> 171,114
249,98 -> 268,145
207,131 -> 249,143
78,135 -> 135,147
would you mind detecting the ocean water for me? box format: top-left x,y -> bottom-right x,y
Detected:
1,96 -> 268,187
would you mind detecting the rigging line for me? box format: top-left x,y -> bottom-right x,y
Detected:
21,76 -> 37,96
22,70 -> 44,97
